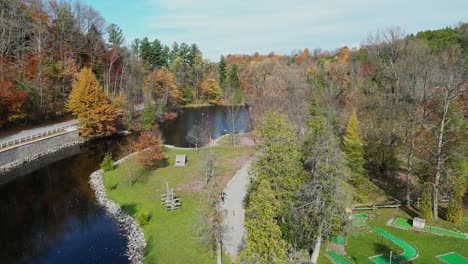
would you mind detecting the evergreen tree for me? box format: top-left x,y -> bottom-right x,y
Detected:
66,68 -> 118,137
240,180 -> 287,264
343,112 -> 368,197
249,111 -> 304,215
291,110 -> 347,263
446,159 -> 467,224
218,55 -> 227,88
100,151 -> 114,172
142,98 -> 156,128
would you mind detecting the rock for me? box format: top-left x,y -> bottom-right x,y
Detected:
89,153 -> 146,264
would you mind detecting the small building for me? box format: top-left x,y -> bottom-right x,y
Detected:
413,217 -> 426,229
174,154 -> 187,167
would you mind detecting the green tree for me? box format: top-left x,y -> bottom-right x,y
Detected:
291,104 -> 347,263
100,151 -> 114,172
240,180 -> 287,264
249,111 -> 304,215
107,23 -> 124,47
419,185 -> 433,223
218,55 -> 227,88
66,68 -> 118,137
343,112 -> 368,196
142,98 -> 156,128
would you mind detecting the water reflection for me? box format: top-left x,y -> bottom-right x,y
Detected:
159,106 -> 250,147
0,106 -> 250,264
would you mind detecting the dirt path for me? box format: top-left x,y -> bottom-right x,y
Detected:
222,158 -> 252,260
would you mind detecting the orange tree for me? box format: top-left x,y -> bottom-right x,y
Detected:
66,67 -> 118,137
134,130 -> 167,169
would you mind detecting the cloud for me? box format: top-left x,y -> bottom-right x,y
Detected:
141,0 -> 468,60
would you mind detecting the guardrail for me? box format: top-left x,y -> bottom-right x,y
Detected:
0,123 -> 78,150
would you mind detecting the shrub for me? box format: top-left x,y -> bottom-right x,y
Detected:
135,210 -> 151,226
419,185 -> 433,223
100,152 -> 114,172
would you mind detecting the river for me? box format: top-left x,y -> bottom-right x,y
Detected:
0,106 -> 250,264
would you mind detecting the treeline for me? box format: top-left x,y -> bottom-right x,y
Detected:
235,24 -> 467,263
0,0 -> 245,130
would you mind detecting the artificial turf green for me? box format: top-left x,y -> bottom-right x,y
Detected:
345,209 -> 468,263
370,228 -> 418,264
424,226 -> 468,239
437,252 -> 468,264
393,218 -> 413,229
327,251 -> 352,264
331,235 -> 346,245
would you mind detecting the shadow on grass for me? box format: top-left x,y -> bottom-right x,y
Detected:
373,242 -> 393,256
401,205 -> 418,218
110,183 -> 119,190
121,203 -> 137,215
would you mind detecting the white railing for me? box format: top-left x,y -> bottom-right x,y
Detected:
0,123 -> 78,150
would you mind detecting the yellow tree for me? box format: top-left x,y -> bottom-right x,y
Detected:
66,67 -> 118,137
200,78 -> 221,105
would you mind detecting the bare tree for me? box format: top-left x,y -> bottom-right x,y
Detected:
430,46 -> 467,220
186,121 -> 209,152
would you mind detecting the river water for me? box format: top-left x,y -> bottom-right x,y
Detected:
0,106 -> 250,264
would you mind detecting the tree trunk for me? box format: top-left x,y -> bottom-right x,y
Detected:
310,226 -> 322,264
216,239 -> 222,264
406,129 -> 414,205
433,92 -> 449,221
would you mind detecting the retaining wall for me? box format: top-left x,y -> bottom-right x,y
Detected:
0,130 -> 82,173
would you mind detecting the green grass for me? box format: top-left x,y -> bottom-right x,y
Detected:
353,220 -> 367,226
103,137 -> 255,264
327,251 -> 352,264
352,213 -> 369,219
424,226 -> 468,239
345,208 -> 468,263
370,228 -> 418,264
437,252 -> 468,264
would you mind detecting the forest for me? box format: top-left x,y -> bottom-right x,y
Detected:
0,0 -> 467,263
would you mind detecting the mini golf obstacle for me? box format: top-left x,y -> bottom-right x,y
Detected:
436,252 -> 468,264
327,251 -> 352,264
391,218 -> 468,239
369,228 -> 418,264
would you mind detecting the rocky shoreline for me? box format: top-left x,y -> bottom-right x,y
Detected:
89,153 -> 146,264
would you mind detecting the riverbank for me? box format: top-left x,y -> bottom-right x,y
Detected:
89,153 -> 146,264
101,134 -> 255,263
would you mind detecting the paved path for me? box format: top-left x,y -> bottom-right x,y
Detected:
222,159 -> 252,259
0,120 -> 78,148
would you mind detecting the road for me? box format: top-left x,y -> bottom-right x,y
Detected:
0,120 -> 78,148
222,159 -> 252,259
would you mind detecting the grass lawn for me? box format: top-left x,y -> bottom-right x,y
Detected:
345,208 -> 468,263
102,135 -> 255,264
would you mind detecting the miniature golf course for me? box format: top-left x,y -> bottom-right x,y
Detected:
436,252 -> 468,264
352,213 -> 369,219
369,228 -> 418,264
392,218 -> 468,239
327,251 -> 351,264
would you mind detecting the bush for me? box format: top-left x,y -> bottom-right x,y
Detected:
100,151 -> 114,172
419,185 -> 433,223
135,210 -> 151,226
183,87 -> 193,103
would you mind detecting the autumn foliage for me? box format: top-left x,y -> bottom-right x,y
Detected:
200,78 -> 222,105
134,130 -> 167,169
0,81 -> 29,127
144,68 -> 184,111
66,68 -> 118,137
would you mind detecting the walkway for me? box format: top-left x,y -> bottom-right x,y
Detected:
222,159 -> 252,259
0,120 -> 78,151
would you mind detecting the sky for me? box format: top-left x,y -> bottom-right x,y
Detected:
81,0 -> 468,61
